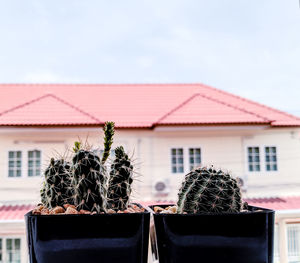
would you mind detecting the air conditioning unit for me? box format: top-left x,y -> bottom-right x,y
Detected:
152,179 -> 170,197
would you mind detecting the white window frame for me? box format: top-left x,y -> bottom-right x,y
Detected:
0,237 -> 22,263
245,145 -> 279,175
287,223 -> 300,262
170,148 -> 185,174
188,147 -> 202,172
264,146 -> 278,172
7,150 -> 23,178
27,150 -> 42,177
5,147 -> 43,178
170,146 -> 202,174
246,146 -> 261,173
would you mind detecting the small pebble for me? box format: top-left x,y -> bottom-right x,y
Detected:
154,206 -> 165,213
32,209 -> 41,215
50,206 -> 65,214
65,207 -> 79,214
41,208 -> 50,215
63,204 -> 76,210
168,206 -> 177,213
79,209 -> 91,215
160,210 -> 174,214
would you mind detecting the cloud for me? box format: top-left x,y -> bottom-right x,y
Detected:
23,71 -> 77,83
136,56 -> 155,68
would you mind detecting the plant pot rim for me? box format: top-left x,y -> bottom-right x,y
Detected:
25,210 -> 149,218
25,203 -> 149,218
148,204 -> 274,217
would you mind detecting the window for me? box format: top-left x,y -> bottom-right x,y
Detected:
265,147 -> 277,171
247,146 -> 278,173
287,224 -> 300,263
171,148 -> 184,173
247,147 -> 260,172
5,238 -> 21,263
28,150 -> 41,176
189,148 -> 201,171
8,151 -> 22,177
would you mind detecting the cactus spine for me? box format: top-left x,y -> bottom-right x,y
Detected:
177,167 -> 242,214
41,158 -> 72,209
107,146 -> 133,211
71,141 -> 106,213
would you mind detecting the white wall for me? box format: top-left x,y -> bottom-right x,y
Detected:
0,126 -> 300,204
150,126 -> 300,200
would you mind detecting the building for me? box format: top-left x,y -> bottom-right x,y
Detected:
0,83 -> 300,263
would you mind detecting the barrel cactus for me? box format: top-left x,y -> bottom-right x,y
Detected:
107,146 -> 134,211
41,158 -> 72,209
177,166 -> 243,214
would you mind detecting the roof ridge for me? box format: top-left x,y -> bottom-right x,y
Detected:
47,94 -> 102,123
0,93 -> 50,116
155,92 -> 270,126
154,93 -> 200,125
196,93 -> 271,122
0,93 -> 102,123
200,83 -> 300,122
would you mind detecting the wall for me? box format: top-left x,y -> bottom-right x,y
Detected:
0,126 -> 300,204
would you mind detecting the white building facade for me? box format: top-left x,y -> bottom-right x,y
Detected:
0,84 -> 300,262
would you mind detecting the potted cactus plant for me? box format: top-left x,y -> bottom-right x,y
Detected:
150,167 -> 274,263
25,122 -> 150,263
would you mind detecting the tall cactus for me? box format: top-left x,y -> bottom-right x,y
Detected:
101,121 -> 115,165
41,158 -> 72,209
107,146 -> 134,211
177,167 -> 243,214
71,142 -> 107,213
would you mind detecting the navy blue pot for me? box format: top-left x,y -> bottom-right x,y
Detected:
149,204 -> 274,263
25,206 -> 150,263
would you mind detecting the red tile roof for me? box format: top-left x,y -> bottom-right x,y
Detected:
0,204 -> 34,221
245,197 -> 300,211
0,83 -> 299,127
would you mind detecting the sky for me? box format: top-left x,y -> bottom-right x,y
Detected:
0,0 -> 299,115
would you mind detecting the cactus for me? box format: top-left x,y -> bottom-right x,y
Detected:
71,141 -> 107,213
41,158 -> 72,209
101,121 -> 115,165
177,167 -> 243,214
107,146 -> 133,211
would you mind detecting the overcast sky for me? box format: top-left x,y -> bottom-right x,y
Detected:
0,1 -> 299,115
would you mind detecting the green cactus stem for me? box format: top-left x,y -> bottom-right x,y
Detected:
177,166 -> 243,214
107,146 -> 133,211
71,142 -> 107,213
101,121 -> 115,165
41,158 -> 72,209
